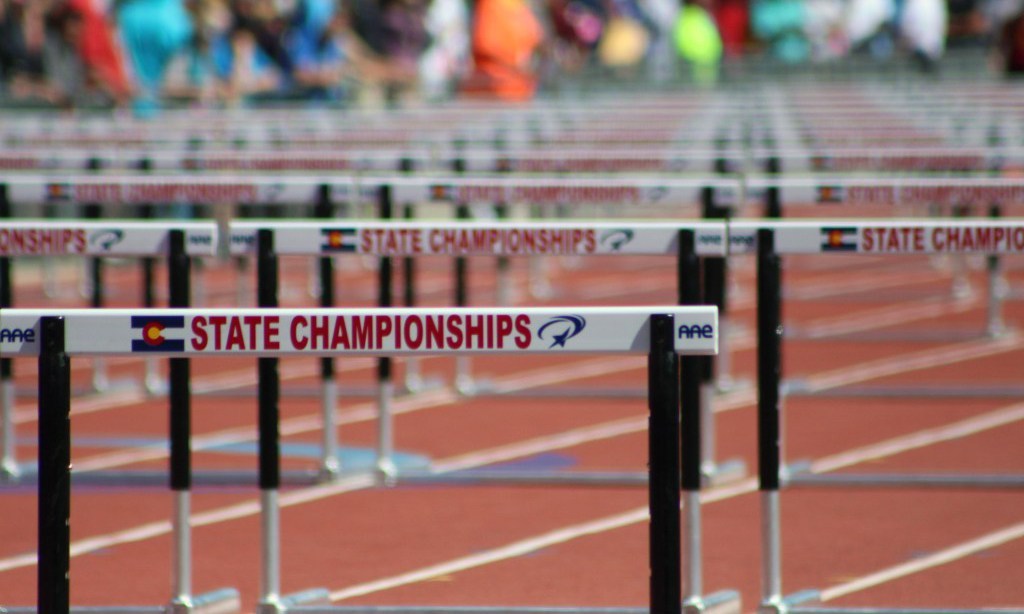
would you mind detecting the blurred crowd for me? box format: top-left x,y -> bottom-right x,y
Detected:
1,0 -> 1023,115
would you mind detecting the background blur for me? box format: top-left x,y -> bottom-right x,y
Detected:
1,0 -> 1022,115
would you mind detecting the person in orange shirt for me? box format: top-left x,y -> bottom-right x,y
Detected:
461,0 -> 543,102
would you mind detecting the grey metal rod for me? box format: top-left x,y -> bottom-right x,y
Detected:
785,473 -> 1024,489
321,379 -> 340,478
291,608 -> 649,614
377,379 -> 397,484
792,608 -> 1024,614
1,378 -> 17,479
259,488 -> 282,612
394,469 -> 648,486
760,491 -> 784,611
170,491 -> 192,609
683,491 -> 703,606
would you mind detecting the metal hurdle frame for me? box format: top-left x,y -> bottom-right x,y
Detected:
0,220 -> 217,485
229,218 -> 747,486
746,176 -> 1022,349
740,221 -> 1024,614
0,305 -> 735,614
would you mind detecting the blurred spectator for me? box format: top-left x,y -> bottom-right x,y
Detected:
0,0 -> 49,101
40,0 -> 129,107
547,0 -> 607,71
287,0 -> 349,98
117,0 -> 195,116
418,0 -> 469,100
597,0 -> 653,73
998,5 -> 1024,74
673,0 -> 722,84
639,0 -> 679,81
751,0 -> 809,62
344,0 -> 430,105
460,0 -> 544,101
714,0 -> 749,56
845,0 -> 894,57
900,0 -> 947,70
70,0 -> 132,103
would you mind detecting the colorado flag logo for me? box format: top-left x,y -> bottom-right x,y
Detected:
820,227 -> 858,252
131,316 -> 186,352
321,228 -> 358,253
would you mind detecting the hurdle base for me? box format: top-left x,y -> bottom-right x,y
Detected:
172,587 -> 242,614
701,458 -> 747,488
782,460 -> 1024,489
258,589 -> 331,614
759,590 -> 820,614
394,468 -> 649,487
402,374 -> 447,395
454,375 -> 497,397
782,381 -> 1024,399
290,606 -> 652,613
684,589 -> 742,614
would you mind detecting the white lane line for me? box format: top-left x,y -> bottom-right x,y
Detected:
327,400 -> 1024,601
328,507 -> 652,601
820,520 -> 1024,602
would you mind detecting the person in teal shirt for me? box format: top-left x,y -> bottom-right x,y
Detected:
115,0 -> 194,117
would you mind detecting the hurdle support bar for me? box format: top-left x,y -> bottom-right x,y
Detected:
0,184 -> 16,480
376,186 -> 398,484
648,313 -> 681,614
291,606 -> 742,614
315,185 -> 342,479
39,316 -> 70,614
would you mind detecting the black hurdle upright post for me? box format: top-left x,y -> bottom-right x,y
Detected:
986,204 -> 1006,337
139,157 -> 165,395
678,229 -> 706,610
450,157 -> 477,395
0,184 -> 17,479
764,156 -> 782,220
38,316 -> 70,614
398,156 -> 430,394
167,229 -> 196,611
84,157 -> 108,392
757,228 -> 786,612
256,229 -> 284,612
493,157 -> 513,308
376,185 -> 397,483
700,179 -> 731,465
648,313 -> 681,614
314,184 -> 341,479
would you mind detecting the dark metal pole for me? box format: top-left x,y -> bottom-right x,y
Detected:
0,184 -> 12,404
257,229 -> 280,490
315,185 -> 335,392
648,313 -> 681,614
677,231 -> 702,492
757,228 -> 782,491
38,316 -> 70,614
168,230 -> 191,491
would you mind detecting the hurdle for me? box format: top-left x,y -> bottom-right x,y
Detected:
0,305 -> 736,614
745,176 -> 1024,344
0,220 -> 217,484
229,219 -> 746,485
741,221 -> 1024,614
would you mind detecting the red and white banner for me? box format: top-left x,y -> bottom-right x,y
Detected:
0,306 -> 718,357
228,221 -> 727,257
0,221 -> 216,256
729,220 -> 1024,255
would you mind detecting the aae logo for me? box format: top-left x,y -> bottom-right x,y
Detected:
0,328 -> 35,343
678,323 -> 714,339
538,315 -> 586,348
